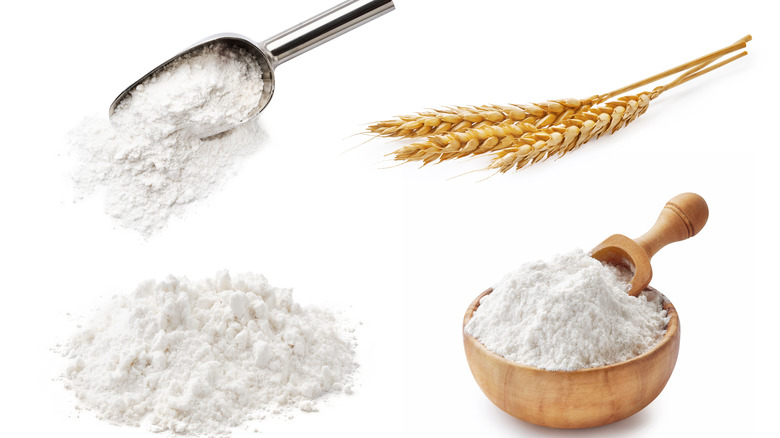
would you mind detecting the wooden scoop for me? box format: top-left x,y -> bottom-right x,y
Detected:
590,192 -> 709,296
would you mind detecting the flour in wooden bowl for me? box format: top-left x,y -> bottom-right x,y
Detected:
464,250 -> 669,371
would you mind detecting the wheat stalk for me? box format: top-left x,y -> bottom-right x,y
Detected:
367,35 -> 751,172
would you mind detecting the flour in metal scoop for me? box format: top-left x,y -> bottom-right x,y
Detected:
69,42 -> 266,236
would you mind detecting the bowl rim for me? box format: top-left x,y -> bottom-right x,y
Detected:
462,286 -> 679,374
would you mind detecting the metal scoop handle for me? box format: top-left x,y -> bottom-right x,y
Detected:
262,0 -> 394,68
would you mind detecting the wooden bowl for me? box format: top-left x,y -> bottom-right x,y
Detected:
462,287 -> 680,428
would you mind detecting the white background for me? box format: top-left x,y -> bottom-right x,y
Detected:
1,0 -> 777,436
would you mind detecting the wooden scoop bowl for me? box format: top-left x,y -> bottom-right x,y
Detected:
590,192 -> 709,296
462,193 -> 707,428
463,287 -> 679,428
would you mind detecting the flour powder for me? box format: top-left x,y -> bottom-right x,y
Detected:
464,250 -> 669,371
61,271 -> 356,435
69,42 -> 266,236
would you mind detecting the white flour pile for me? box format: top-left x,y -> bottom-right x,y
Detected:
61,271 -> 356,435
69,42 -> 266,236
465,250 -> 669,371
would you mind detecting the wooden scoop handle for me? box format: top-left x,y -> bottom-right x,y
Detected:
635,193 -> 709,259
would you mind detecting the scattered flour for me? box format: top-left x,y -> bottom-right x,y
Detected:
60,271 -> 357,436
69,42 -> 266,236
465,250 -> 669,371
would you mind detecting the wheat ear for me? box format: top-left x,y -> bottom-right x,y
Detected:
368,98 -> 603,138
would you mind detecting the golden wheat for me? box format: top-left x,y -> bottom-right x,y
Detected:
367,35 -> 751,173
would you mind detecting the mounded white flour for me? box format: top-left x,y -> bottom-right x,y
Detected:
69,42 -> 266,236
61,271 -> 356,435
465,250 -> 669,371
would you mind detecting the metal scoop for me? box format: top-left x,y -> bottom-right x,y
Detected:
109,0 -> 395,125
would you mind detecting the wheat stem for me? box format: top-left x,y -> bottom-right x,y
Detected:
602,35 -> 751,99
